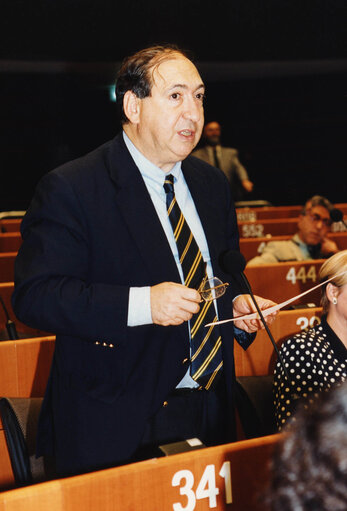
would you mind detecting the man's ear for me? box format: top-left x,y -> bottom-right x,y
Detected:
123,91 -> 141,124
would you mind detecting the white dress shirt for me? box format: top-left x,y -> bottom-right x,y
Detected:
123,131 -> 219,388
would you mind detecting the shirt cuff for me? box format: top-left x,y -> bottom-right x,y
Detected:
127,286 -> 153,326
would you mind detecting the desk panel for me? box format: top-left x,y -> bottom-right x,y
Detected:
244,259 -> 325,305
0,434 -> 279,509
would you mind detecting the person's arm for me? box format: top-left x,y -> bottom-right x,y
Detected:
232,149 -> 254,192
12,171 -> 133,343
320,236 -> 339,257
246,242 -> 281,266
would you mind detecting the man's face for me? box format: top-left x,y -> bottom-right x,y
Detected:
203,122 -> 221,146
134,55 -> 205,172
298,205 -> 332,245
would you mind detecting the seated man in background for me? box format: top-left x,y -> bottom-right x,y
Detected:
192,121 -> 253,201
247,195 -> 339,266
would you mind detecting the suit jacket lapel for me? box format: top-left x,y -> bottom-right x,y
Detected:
181,158 -> 220,270
107,135 -> 180,285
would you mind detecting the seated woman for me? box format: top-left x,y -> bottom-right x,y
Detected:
273,249 -> 347,430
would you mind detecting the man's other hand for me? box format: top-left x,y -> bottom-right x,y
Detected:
233,294 -> 277,333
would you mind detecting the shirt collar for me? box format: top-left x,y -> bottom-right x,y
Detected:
123,131 -> 182,186
292,233 -> 311,257
319,315 -> 347,362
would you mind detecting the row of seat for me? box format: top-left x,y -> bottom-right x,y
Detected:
0,256 -> 337,318
0,300 -> 321,500
238,217 -> 347,238
3,203 -> 347,232
1,233 -> 347,282
0,205 -> 340,505
2,204 -> 347,240
0,307 -> 323,398
0,301 -> 322,492
236,202 -> 347,222
0,305 -> 323,398
0,427 -> 279,510
1,232 -> 347,273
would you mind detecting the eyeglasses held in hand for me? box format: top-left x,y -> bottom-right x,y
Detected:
198,275 -> 229,302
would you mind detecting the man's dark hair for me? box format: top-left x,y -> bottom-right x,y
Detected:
302,195 -> 334,215
115,44 -> 190,124
268,382 -> 347,511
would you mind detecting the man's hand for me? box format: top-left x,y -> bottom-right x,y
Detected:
320,237 -> 339,256
151,282 -> 201,326
242,179 -> 254,193
233,294 -> 277,333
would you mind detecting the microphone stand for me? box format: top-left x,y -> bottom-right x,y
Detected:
239,272 -> 291,382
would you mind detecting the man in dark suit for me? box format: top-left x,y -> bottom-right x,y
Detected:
12,45 -> 276,477
192,121 -> 254,201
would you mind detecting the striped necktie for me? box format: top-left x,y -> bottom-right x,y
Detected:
163,174 -> 223,390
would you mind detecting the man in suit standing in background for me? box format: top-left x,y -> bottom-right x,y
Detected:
192,121 -> 254,201
12,45 -> 275,477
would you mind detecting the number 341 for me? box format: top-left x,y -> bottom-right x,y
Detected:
172,462 -> 232,510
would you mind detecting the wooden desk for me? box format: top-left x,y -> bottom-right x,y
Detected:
240,231 -> 347,261
244,259 -> 325,305
0,434 -> 279,509
0,220 -> 22,234
238,218 -> 298,238
236,205 -> 302,222
235,307 -> 323,377
238,214 -> 346,238
0,235 -> 21,253
236,203 -> 347,222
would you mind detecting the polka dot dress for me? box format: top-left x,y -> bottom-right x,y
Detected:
273,315 -> 347,430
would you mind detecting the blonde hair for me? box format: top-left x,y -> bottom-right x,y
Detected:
319,250 -> 347,312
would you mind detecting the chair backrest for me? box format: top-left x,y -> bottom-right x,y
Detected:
235,375 -> 276,439
0,397 -> 53,486
234,307 -> 323,377
244,259 -> 325,305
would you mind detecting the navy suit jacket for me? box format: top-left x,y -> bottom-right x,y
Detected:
12,133 -> 252,475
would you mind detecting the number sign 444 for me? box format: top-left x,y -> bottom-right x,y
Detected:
286,265 -> 317,285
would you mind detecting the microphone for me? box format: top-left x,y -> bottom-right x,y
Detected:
0,295 -> 19,340
330,208 -> 347,229
219,249 -> 290,381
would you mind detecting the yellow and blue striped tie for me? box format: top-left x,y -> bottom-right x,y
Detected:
163,174 -> 223,390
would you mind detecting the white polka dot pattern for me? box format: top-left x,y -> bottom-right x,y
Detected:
273,318 -> 347,430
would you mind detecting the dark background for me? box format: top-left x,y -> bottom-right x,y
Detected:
1,0 -> 346,210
